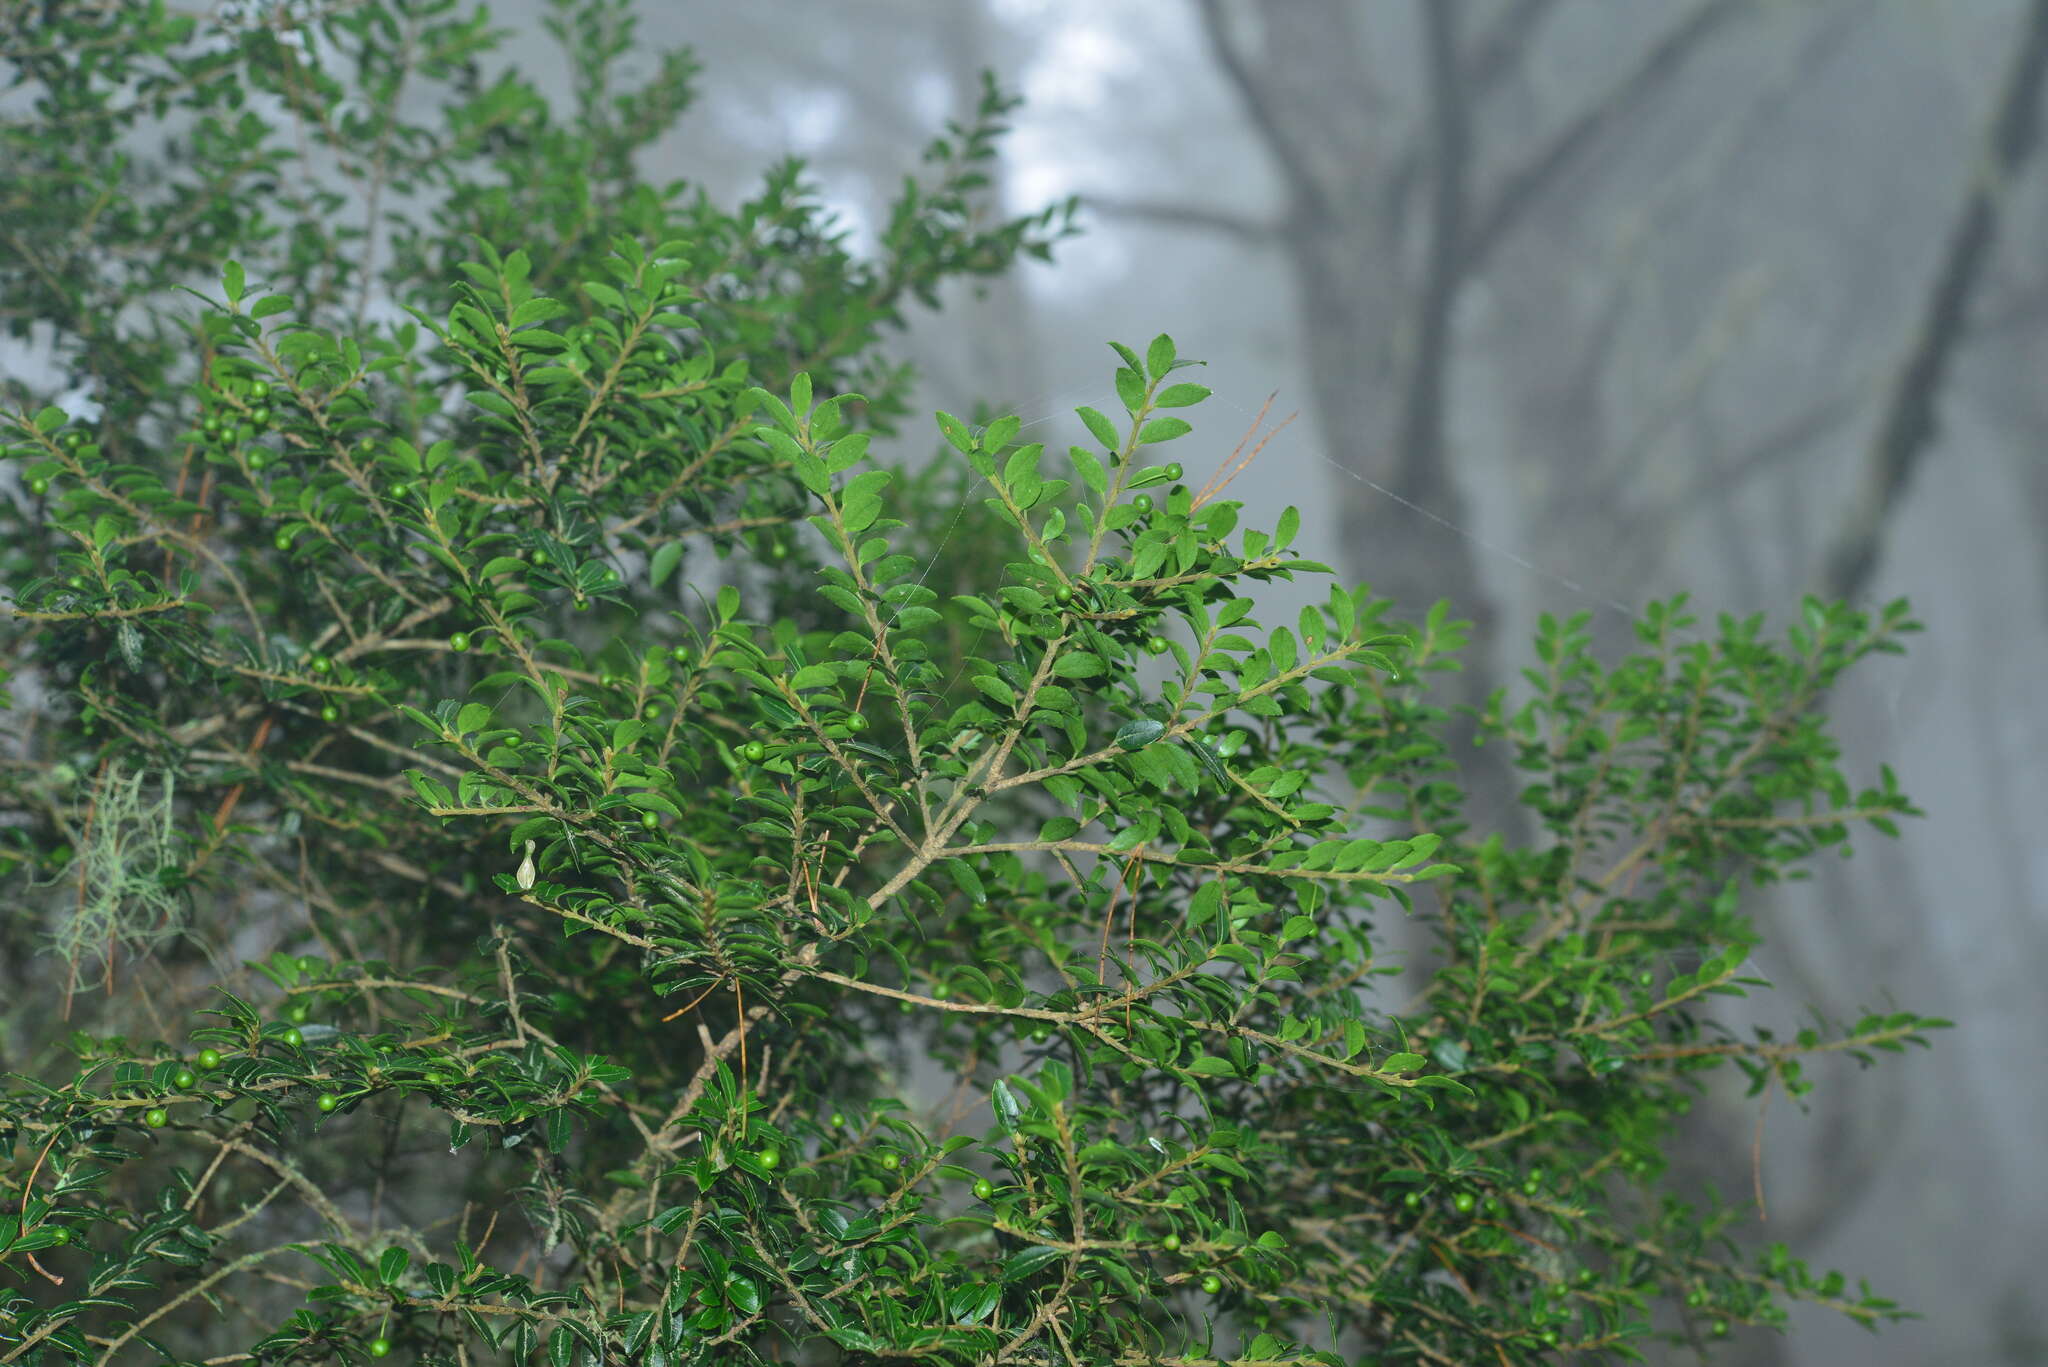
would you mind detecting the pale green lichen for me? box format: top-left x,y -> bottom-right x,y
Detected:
33,761 -> 189,995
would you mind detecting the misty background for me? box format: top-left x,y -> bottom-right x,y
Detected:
12,0 -> 2047,1363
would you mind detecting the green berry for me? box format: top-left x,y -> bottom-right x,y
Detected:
448,632 -> 471,652
1053,585 -> 1073,604
368,1338 -> 392,1358
1163,462 -> 1183,481
1200,1273 -> 1222,1295
880,1152 -> 900,1171
250,405 -> 270,425
671,644 -> 690,662
309,654 -> 331,675
531,550 -> 548,566
144,1108 -> 169,1128
1402,1191 -> 1422,1211
640,810 -> 660,831
246,451 -> 266,471
754,1147 -> 780,1170
172,1068 -> 197,1090
973,1177 -> 995,1200
28,477 -> 48,496
297,955 -> 319,972
1452,1192 -> 1477,1215
250,382 -> 270,400
202,416 -> 221,434
286,1002 -> 309,1024
1711,1319 -> 1729,1338
1685,1289 -> 1706,1308
844,712 -> 869,733
320,705 -> 340,724
828,1111 -> 846,1128
389,482 -> 410,500
62,429 -> 85,448
281,1027 -> 303,1048
317,1093 -> 339,1113
1540,1329 -> 1560,1347
1160,1232 -> 1181,1252
1143,635 -> 1168,655
196,1049 -> 223,1071
48,1227 -> 71,1246
1132,494 -> 1153,514
740,740 -> 767,763
274,531 -> 293,550
66,575 -> 86,590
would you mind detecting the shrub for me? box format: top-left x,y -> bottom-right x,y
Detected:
1,3 -> 1941,1364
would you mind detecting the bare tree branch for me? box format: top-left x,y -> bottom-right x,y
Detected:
1192,0 -> 1360,228
1823,0 -> 2048,603
1392,0 -> 1471,491
1382,0 -> 1569,243
1463,0 -> 1753,274
1078,193 -> 1278,245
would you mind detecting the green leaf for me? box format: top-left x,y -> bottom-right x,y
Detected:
1075,406 -> 1120,451
1115,718 -> 1166,750
1145,333 -> 1177,380
250,293 -> 294,320
1002,1245 -> 1065,1282
1275,505 -> 1301,550
222,259 -> 245,305
1137,417 -> 1191,444
378,1247 -> 410,1286
1153,383 -> 1211,408
991,1078 -> 1021,1135
1053,651 -> 1103,680
935,410 -> 974,454
649,540 -> 683,589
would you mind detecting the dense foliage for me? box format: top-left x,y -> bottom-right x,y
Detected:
1,3 -> 1943,1364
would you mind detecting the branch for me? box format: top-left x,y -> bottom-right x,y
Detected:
1079,193 -> 1278,245
1823,0 -> 2048,602
1463,0 -> 1753,273
1191,0 -> 1338,226
1392,0 -> 1469,491
1384,0 -> 1568,240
